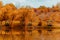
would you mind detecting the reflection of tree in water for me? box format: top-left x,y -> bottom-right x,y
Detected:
46,20 -> 52,32
44,20 -> 53,37
0,22 -> 2,34
20,25 -> 25,40
27,22 -> 33,36
37,22 -> 42,35
20,32 -> 25,40
3,21 -> 12,40
28,29 -> 32,36
47,24 -> 52,32
0,21 -> 2,39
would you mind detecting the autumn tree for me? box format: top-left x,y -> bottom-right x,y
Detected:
0,1 -> 3,8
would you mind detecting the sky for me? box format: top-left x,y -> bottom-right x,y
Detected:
0,0 -> 60,8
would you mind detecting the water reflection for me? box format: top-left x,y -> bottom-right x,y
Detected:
0,29 -> 60,40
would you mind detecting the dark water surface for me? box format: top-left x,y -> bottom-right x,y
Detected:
0,29 -> 60,40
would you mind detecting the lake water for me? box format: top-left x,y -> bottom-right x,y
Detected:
0,29 -> 60,40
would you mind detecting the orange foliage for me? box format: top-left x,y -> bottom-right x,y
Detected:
0,1 -> 60,32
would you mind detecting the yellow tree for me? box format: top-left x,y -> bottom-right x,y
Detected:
0,3 -> 17,35
0,1 -> 3,8
50,12 -> 60,27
